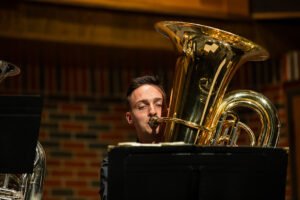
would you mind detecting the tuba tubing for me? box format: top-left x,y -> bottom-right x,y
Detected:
149,89 -> 280,147
24,142 -> 46,200
0,142 -> 46,200
208,90 -> 280,147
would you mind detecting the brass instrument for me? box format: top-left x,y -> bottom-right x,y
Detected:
0,60 -> 20,82
0,142 -> 46,200
150,21 -> 280,147
0,61 -> 46,199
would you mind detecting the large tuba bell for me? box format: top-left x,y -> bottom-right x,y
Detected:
150,21 -> 280,147
0,61 -> 46,200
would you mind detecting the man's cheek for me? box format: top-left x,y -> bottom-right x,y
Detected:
158,111 -> 162,117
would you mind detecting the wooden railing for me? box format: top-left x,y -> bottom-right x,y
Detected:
28,0 -> 250,19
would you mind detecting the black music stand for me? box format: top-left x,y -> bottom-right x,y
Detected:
108,145 -> 288,200
0,95 -> 43,173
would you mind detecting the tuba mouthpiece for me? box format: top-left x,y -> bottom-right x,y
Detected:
148,116 -> 160,129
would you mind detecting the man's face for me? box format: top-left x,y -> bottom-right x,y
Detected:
126,84 -> 164,143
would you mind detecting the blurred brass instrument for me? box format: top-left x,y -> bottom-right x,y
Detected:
150,21 -> 280,147
0,60 -> 20,82
0,61 -> 46,200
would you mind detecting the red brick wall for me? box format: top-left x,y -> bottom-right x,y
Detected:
40,98 -> 130,200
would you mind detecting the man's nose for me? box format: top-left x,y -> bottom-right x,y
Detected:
148,104 -> 157,116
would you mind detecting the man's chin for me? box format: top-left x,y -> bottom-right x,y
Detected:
151,131 -> 163,142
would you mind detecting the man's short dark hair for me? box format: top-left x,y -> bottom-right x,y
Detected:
126,75 -> 166,110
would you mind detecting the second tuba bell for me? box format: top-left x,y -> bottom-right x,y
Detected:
150,21 -> 280,147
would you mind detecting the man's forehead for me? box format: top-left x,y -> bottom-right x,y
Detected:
129,84 -> 163,102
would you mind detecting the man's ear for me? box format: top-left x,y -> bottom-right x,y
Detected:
125,112 -> 133,124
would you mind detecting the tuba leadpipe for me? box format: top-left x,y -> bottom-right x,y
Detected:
150,21 -> 280,147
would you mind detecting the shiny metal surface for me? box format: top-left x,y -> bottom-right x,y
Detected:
211,90 -> 280,147
0,61 -> 20,83
0,142 -> 46,200
24,142 -> 46,200
153,21 -> 280,147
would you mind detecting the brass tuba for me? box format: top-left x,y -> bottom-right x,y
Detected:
0,142 -> 46,200
0,61 -> 46,199
150,21 -> 280,147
